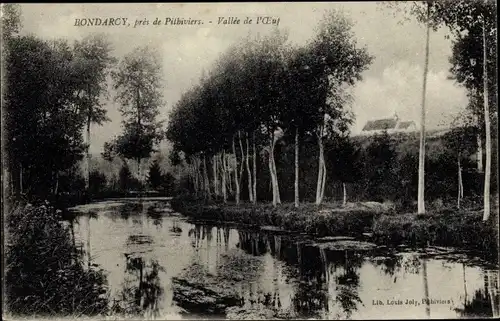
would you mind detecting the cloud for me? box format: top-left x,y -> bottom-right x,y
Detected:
351,61 -> 468,134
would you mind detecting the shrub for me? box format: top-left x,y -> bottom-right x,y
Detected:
5,202 -> 109,317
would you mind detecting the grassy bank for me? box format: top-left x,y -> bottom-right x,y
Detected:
4,201 -> 110,317
171,196 -> 498,262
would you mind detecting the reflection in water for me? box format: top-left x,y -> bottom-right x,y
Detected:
71,200 -> 499,319
112,256 -> 165,318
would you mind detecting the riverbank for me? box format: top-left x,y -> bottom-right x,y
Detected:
171,197 -> 498,262
4,201 -> 110,317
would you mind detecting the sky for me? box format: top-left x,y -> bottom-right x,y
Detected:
18,2 -> 468,154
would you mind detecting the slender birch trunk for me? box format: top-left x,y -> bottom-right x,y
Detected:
320,152 -> 327,203
213,154 -> 219,197
245,132 -> 254,203
197,157 -> 203,197
269,131 -> 281,206
232,136 -> 240,204
294,127 -> 300,208
417,2 -> 430,215
482,13 -> 491,221
458,155 -> 463,209
273,136 -> 281,204
193,160 -> 199,197
227,153 -> 233,195
343,182 -> 347,206
222,151 -> 227,203
252,132 -> 257,203
54,172 -> 59,195
85,114 -> 91,190
238,131 -> 245,189
477,128 -> 484,172
316,124 -> 325,205
203,155 -> 211,201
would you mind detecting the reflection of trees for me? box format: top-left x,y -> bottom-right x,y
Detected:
146,206 -> 163,227
325,249 -> 363,319
291,244 -> 329,318
188,224 -> 230,249
237,231 -> 269,256
118,202 -> 144,220
455,269 -> 499,318
456,289 -> 493,317
112,256 -> 165,318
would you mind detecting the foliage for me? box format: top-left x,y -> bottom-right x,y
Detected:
373,210 -> 498,261
5,36 -> 87,198
118,165 -> 141,191
109,46 -> 164,165
89,170 -> 108,196
5,203 -> 109,316
148,160 -> 164,190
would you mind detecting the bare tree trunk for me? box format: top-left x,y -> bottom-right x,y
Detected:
193,160 -> 199,197
458,155 -> 463,209
54,172 -> 59,195
273,136 -> 281,204
245,132 -> 253,203
252,132 -> 257,203
316,125 -> 325,205
343,182 -> 347,206
238,131 -> 245,190
418,2 -> 430,215
294,127 -> 299,208
482,15 -> 491,221
222,151 -> 227,203
477,130 -> 484,172
227,153 -> 233,195
232,136 -> 240,205
213,155 -> 219,197
269,132 -> 280,206
85,115 -> 91,190
320,152 -> 326,203
196,157 -> 203,198
86,214 -> 91,269
203,155 -> 211,201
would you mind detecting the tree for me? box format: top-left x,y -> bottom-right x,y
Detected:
384,0 -> 497,218
443,123 -> 477,209
147,160 -> 163,190
72,34 -> 115,191
417,1 -> 431,215
308,10 -> 373,205
112,46 -> 164,186
326,137 -> 362,206
119,165 -> 133,191
5,36 -> 87,198
89,170 -> 107,196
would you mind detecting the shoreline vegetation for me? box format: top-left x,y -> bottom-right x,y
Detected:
170,196 -> 499,263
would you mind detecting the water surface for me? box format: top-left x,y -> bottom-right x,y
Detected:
69,199 -> 499,319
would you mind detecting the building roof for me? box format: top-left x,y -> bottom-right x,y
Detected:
396,121 -> 416,129
362,118 -> 398,131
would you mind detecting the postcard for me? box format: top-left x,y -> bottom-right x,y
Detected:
2,2 -> 498,320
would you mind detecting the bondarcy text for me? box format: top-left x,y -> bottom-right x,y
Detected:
74,18 -> 129,27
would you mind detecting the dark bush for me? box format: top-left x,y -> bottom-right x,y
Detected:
5,203 -> 109,317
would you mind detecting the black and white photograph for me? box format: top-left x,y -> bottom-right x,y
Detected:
1,2 -> 499,320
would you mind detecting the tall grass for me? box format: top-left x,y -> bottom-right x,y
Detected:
5,202 -> 110,317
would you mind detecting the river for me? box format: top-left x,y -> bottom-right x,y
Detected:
68,199 -> 499,319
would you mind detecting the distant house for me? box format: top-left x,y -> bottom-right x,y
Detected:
360,113 -> 416,135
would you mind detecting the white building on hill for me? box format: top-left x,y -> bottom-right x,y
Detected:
359,113 -> 417,136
